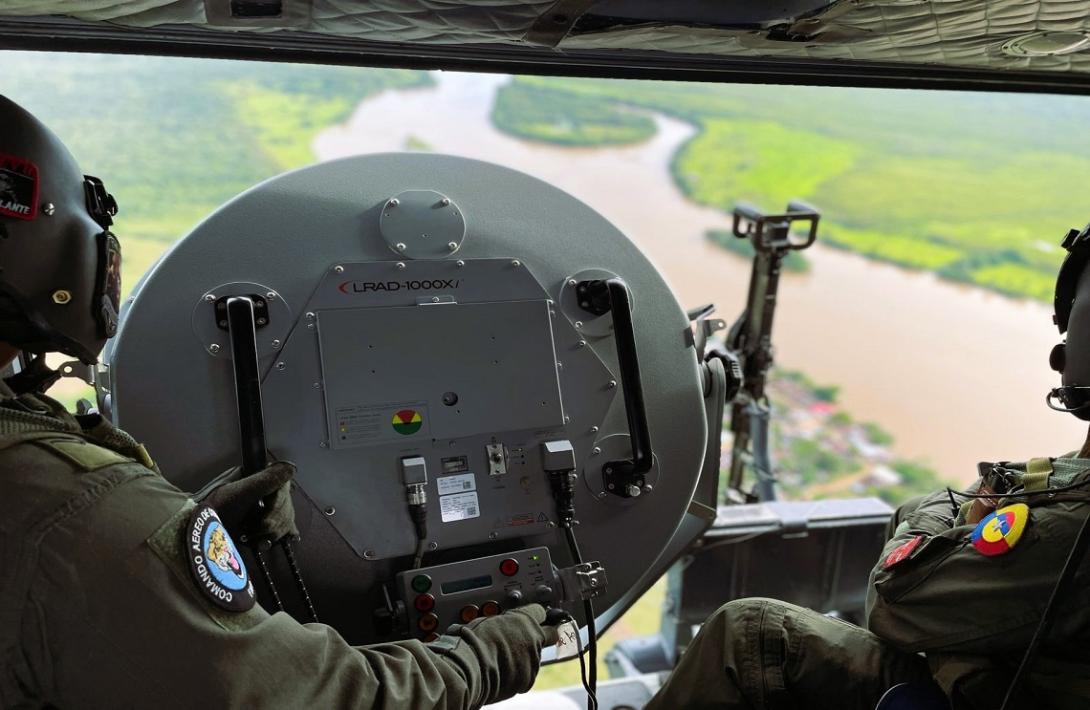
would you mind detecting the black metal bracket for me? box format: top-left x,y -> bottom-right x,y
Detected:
731,200 -> 819,252
217,294 -> 270,331
226,297 -> 269,474
577,279 -> 653,498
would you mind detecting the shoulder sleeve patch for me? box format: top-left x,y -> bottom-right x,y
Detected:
883,535 -> 926,570
185,506 -> 256,612
32,437 -> 133,471
971,503 -> 1029,557
148,502 -> 264,630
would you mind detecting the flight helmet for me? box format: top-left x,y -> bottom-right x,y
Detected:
0,95 -> 120,365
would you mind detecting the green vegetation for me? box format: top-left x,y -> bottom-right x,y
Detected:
491,79 -> 656,146
492,75 -> 1090,302
3,52 -> 431,296
705,229 -> 811,273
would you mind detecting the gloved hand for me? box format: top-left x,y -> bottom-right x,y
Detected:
195,460 -> 299,544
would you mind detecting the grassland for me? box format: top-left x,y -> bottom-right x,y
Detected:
491,76 -> 1090,302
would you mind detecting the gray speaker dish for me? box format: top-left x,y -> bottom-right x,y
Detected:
106,152 -> 707,646
379,189 -> 466,259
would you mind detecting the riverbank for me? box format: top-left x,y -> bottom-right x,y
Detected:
314,71 -> 1086,483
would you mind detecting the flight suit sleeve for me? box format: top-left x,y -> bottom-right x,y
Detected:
864,485 -> 1090,656
22,466 -> 552,710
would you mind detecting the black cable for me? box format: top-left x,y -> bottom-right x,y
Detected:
252,544 -> 284,612
564,525 -> 598,710
1000,506 -> 1090,709
282,539 -> 318,623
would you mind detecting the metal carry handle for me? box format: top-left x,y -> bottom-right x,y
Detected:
577,278 -> 653,498
732,201 -> 820,251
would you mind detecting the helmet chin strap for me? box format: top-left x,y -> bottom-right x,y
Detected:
2,353 -> 61,395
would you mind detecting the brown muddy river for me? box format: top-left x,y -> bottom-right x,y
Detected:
314,72 -> 1085,483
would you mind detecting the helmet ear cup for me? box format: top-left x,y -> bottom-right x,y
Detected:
1050,343 -> 1066,373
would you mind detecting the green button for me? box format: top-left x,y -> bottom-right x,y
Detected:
411,574 -> 432,593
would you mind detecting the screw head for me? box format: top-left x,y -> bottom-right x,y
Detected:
448,241 -> 458,250
324,506 -> 336,516
428,541 -> 439,550
431,296 -> 440,303
511,259 -> 521,267
41,202 -> 55,216
396,262 -> 406,270
306,311 -> 316,320
456,260 -> 465,267
387,198 -> 399,208
578,340 -> 587,348
313,382 -> 321,389
333,265 -> 344,273
643,484 -> 654,494
209,343 -> 221,354
568,279 -> 577,287
51,289 -> 72,305
604,466 -> 613,474
598,492 -> 607,499
396,242 -> 407,252
574,321 -> 583,329
440,197 -> 450,206
547,521 -> 557,528
319,441 -> 328,448
488,531 -> 499,540
271,339 -> 281,349
607,379 -> 617,389
364,549 -> 376,559
275,361 -> 286,371
204,294 -> 216,302
592,447 -> 601,455
266,291 -> 277,300
591,426 -> 599,433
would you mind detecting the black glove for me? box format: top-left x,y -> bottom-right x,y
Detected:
195,461 -> 299,544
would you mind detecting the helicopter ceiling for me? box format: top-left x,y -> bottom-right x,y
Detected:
2,1 -> 1090,93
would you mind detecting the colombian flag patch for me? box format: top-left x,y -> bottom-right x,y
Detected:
971,503 -> 1029,557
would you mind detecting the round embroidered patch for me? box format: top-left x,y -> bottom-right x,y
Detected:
971,503 -> 1029,557
186,505 -> 256,612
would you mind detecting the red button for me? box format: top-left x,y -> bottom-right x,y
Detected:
460,605 -> 480,623
418,613 -> 439,632
481,600 -> 501,617
414,593 -> 436,612
499,558 -> 520,577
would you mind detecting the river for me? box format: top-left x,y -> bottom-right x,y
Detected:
313,72 -> 1085,483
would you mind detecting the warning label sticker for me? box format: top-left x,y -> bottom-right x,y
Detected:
440,492 -> 480,523
493,512 -> 536,528
437,473 -> 476,496
332,401 -> 428,449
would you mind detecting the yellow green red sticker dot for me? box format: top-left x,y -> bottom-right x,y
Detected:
392,409 -> 423,435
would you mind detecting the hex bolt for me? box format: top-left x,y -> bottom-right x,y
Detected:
204,294 -> 216,302
52,290 -> 72,305
396,242 -> 407,252
276,361 -> 286,371
333,264 -> 344,273
448,241 -> 458,251
324,506 -> 336,516
41,202 -> 55,216
209,344 -> 221,354
271,339 -> 281,349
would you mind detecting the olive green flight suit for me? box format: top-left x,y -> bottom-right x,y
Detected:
647,460 -> 1090,710
0,382 -> 552,709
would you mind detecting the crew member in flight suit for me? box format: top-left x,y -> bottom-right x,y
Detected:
647,231 -> 1090,709
0,95 -> 557,709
